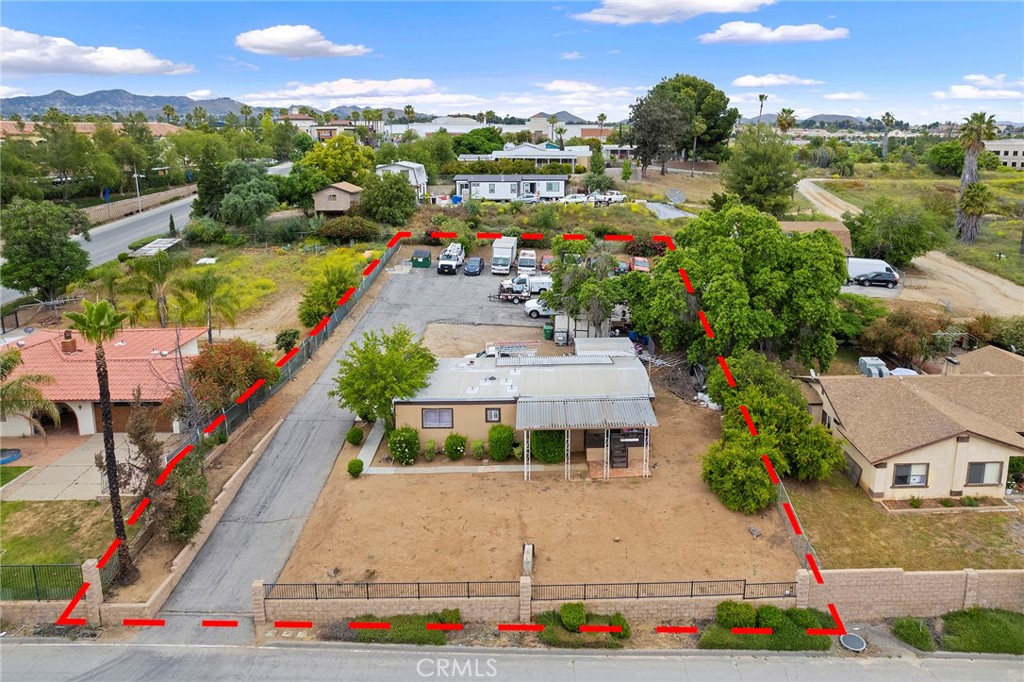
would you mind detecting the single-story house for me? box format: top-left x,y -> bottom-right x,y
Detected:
0,327 -> 207,437
454,174 -> 569,201
805,346 -> 1024,501
313,120 -> 357,142
393,338 -> 657,480
376,161 -> 428,198
313,182 -> 363,214
273,113 -> 318,137
778,221 -> 853,256
458,143 -> 587,170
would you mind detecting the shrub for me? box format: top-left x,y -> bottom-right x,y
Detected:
471,439 -> 485,460
991,316 -> 1024,353
909,496 -> 922,509
531,204 -> 560,232
756,605 -> 786,631
488,424 -> 515,462
559,603 -> 587,632
534,611 -> 622,649
512,445 -> 524,461
700,608 -> 834,652
117,252 -> 130,263
939,498 -> 955,507
346,427 -> 364,446
609,612 -> 631,640
275,328 -> 300,352
783,608 -> 820,629
439,608 -> 461,624
892,617 -> 936,651
961,496 -> 980,507
347,458 -> 364,478
624,235 -> 667,258
388,427 -> 419,465
716,601 -> 756,629
701,438 -> 775,514
349,614 -> 446,646
531,430 -> 566,464
444,433 -> 467,461
423,439 -> 436,462
319,215 -> 381,243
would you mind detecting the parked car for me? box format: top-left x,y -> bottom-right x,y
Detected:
540,254 -> 555,272
464,256 -> 485,276
613,257 -> 630,275
515,194 -> 540,204
524,299 -> 556,319
629,256 -> 650,273
852,271 -> 899,288
559,193 -> 588,204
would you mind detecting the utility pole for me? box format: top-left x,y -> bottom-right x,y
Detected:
132,165 -> 144,214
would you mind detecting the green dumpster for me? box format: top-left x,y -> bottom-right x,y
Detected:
411,249 -> 431,268
543,323 -> 554,340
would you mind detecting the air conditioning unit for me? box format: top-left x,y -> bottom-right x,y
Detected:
858,356 -> 889,378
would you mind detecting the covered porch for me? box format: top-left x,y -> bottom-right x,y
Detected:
516,397 -> 657,481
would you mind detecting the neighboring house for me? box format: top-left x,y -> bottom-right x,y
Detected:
313,182 -> 363,214
458,143 -> 587,170
376,161 -> 428,198
778,221 -> 853,256
454,174 -> 568,201
0,121 -> 182,142
805,346 -> 1024,501
273,113 -> 318,137
953,344 -> 1024,376
983,139 -> 1024,169
313,119 -> 357,142
0,327 -> 207,437
393,338 -> 657,479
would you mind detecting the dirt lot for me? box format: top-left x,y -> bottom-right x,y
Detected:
634,172 -> 723,209
278,365 -> 798,584
421,322 -> 557,358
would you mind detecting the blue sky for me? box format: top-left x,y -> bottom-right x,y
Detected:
2,1 -> 1023,123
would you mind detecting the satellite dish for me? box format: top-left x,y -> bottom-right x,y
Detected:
666,189 -> 686,204
809,368 -> 817,379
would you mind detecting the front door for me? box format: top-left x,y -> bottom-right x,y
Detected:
523,182 -> 535,195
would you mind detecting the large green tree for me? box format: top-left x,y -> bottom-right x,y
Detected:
358,172 -> 417,226
299,134 -> 375,184
843,197 -> 948,267
36,108 -> 92,201
0,198 -> 90,301
278,163 -> 331,216
628,88 -> 688,177
65,301 -> 139,585
721,125 -> 798,217
329,325 -> 438,430
185,338 -> 280,412
0,140 -> 44,204
452,127 -> 504,155
191,145 -> 226,219
650,74 -> 740,161
218,160 -> 278,229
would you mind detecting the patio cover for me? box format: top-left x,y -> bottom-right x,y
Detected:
515,396 -> 657,431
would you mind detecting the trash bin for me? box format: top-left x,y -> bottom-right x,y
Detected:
543,323 -> 554,340
411,249 -> 431,268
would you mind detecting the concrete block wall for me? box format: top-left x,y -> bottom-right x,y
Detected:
534,596 -> 796,622
82,185 -> 197,225
0,559 -> 101,627
974,570 -> 1024,610
263,596 -> 519,624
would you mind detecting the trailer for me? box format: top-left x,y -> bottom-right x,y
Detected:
488,279 -> 533,304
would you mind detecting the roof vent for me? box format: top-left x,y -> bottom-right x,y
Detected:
16,340 -> 26,347
160,351 -> 169,357
115,340 -> 127,347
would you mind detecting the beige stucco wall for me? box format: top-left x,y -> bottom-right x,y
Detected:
877,436 -> 1010,501
313,189 -> 360,213
0,414 -> 34,438
394,401 -> 517,444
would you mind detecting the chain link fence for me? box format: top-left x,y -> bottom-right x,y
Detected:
777,480 -> 820,570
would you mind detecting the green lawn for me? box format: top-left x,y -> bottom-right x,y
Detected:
787,473 -> 1024,571
942,608 -> 1024,655
0,466 -> 31,487
0,499 -> 139,565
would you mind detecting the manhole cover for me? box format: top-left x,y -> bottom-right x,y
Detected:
839,633 -> 867,652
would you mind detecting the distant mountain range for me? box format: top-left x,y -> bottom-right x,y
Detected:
532,110 -> 588,124
0,89 -> 250,117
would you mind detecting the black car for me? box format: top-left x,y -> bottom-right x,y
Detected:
464,256 -> 485,276
853,271 -> 899,288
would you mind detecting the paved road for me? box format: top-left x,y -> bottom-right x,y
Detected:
138,260 -> 543,644
2,640 -> 1018,682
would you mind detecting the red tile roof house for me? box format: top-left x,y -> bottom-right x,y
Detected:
0,327 -> 206,437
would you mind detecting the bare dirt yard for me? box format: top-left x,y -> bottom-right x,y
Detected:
278,364 -> 798,585
420,322 -> 558,357
633,172 -> 723,210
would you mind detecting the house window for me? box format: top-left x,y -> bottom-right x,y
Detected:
510,183 -> 517,194
966,462 -> 1002,486
893,463 -> 929,487
422,408 -> 453,429
485,408 -> 501,423
1013,162 -> 1018,168
1004,150 -> 1010,155
488,183 -> 496,193
1015,151 -> 1020,156
328,194 -> 337,202
821,411 -> 832,428
545,182 -> 559,192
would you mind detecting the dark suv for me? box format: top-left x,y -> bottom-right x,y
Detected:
853,271 -> 899,288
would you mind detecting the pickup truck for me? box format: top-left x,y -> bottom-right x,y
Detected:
588,190 -> 628,204
503,274 -> 552,295
437,243 -> 466,274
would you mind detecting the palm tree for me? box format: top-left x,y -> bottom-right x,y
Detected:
122,252 -> 190,328
350,110 -> 361,125
547,114 -> 558,139
239,104 -> 252,127
880,112 -> 896,159
0,348 -> 59,436
162,105 -> 177,124
776,108 -> 797,133
596,113 -> 607,138
403,105 -> 415,129
554,126 -> 567,151
689,116 -> 707,178
956,182 -> 994,245
484,110 -> 496,126
176,268 -> 239,343
757,94 -> 768,124
957,112 -> 997,191
65,301 -> 139,585
387,110 -> 396,137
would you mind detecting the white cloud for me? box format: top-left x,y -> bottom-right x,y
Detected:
221,55 -> 259,71
732,73 -> 824,87
187,89 -> 212,99
560,51 -> 583,60
0,27 -> 194,75
235,25 -> 371,57
822,91 -> 868,100
699,21 -> 849,44
0,85 -> 29,98
932,75 -> 1024,100
608,49 -> 621,55
727,92 -> 780,104
573,0 -> 772,26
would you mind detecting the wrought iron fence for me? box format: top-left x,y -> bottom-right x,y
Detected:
742,581 -> 798,600
264,581 -> 520,600
777,480 -> 821,571
531,579 -> 782,601
0,564 -> 84,601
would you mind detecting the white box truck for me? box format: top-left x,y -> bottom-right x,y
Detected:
517,249 -> 538,275
845,257 -> 899,284
490,236 -> 517,275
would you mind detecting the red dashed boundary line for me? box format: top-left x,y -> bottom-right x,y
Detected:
57,230 -> 844,640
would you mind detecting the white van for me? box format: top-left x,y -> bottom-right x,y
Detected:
845,257 -> 899,284
517,250 -> 538,275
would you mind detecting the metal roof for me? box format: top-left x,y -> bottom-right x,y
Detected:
515,396 -> 658,430
496,355 -> 613,367
129,237 -> 183,258
453,174 -> 568,182
573,337 -> 638,357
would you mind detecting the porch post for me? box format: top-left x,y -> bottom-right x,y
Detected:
603,428 -> 610,480
642,427 -> 650,478
524,429 -> 532,482
564,429 -> 571,481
